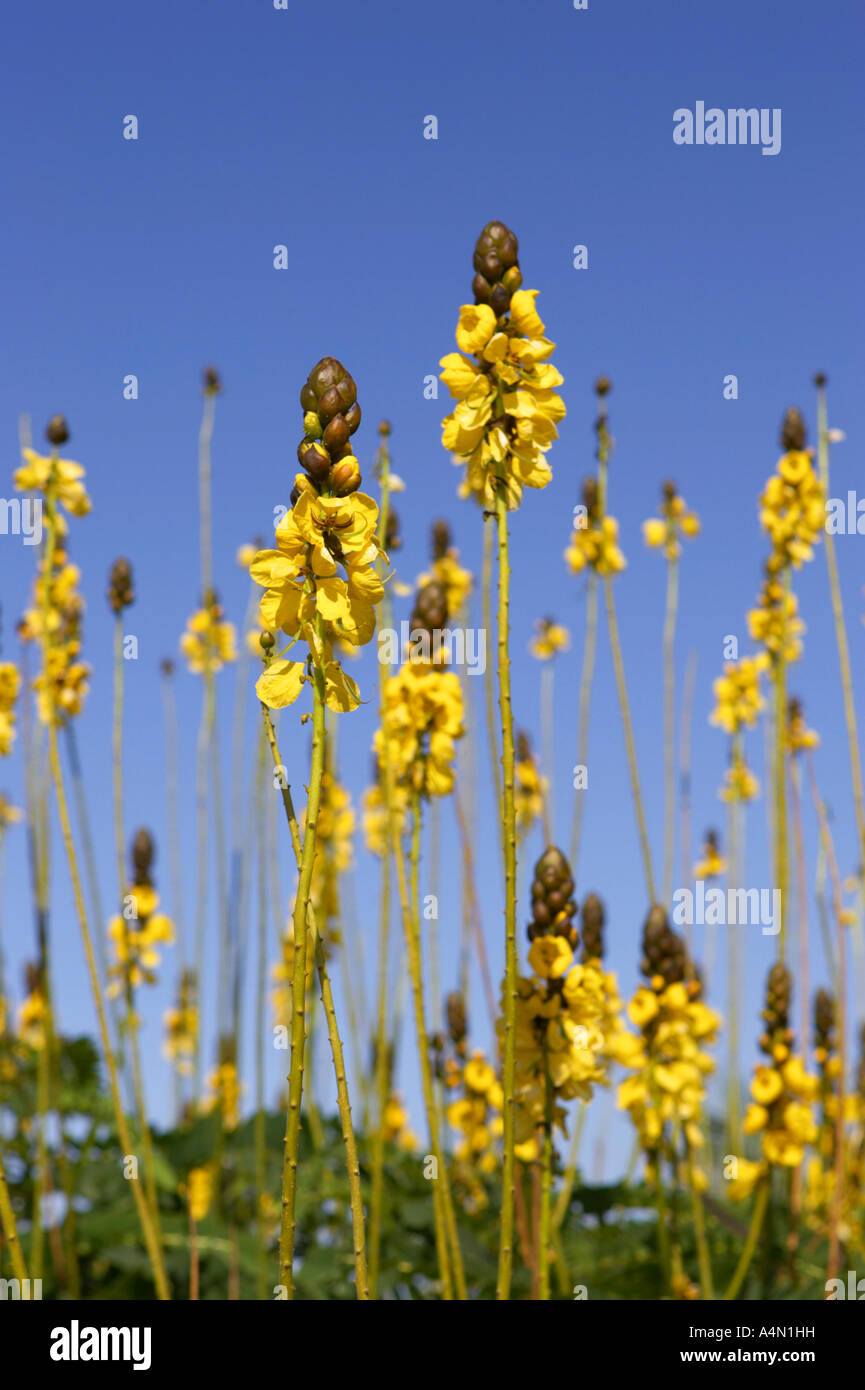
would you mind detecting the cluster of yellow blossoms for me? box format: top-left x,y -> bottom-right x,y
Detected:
185,1164 -> 215,1223
20,541 -> 91,725
375,660 -> 464,798
253,487 -> 384,713
732,963 -> 817,1199
13,426 -> 93,726
108,882 -> 175,998
710,654 -> 769,735
693,830 -> 726,880
0,795 -> 21,834
446,1051 -> 503,1213
616,908 -> 719,1186
745,411 -> 822,675
758,445 -> 824,572
204,1055 -> 241,1133
565,511 -> 625,577
416,521 -> 473,616
710,653 -> 769,803
642,482 -> 700,560
14,444 -> 91,525
180,592 -> 237,675
440,223 -> 564,511
381,1093 -> 418,1151
17,981 -> 47,1051
507,850 -> 623,1163
786,696 -> 819,753
163,969 -> 197,1077
529,617 -> 569,661
747,577 -> 805,664
515,731 -> 547,840
374,578 -> 465,801
0,663 -> 20,755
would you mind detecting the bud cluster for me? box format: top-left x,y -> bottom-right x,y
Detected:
295,357 -> 362,499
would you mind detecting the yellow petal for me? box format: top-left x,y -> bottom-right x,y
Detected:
255,660 -> 306,709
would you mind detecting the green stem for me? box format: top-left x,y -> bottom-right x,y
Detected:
569,575 -> 598,871
662,557 -> 679,906
724,1178 -> 770,1300
494,485 -> 518,1302
604,577 -> 656,903
262,705 -> 369,1300
274,638 -> 326,1297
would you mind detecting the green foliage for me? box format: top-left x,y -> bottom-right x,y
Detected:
0,1036 -> 839,1299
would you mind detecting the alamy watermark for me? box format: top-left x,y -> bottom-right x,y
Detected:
0,496 -> 42,545
673,103 -> 781,157
377,621 -> 486,675
672,882 -> 781,936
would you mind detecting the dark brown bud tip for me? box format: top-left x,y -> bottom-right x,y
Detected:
160,658 -> 175,677
45,415 -> 70,446
780,406 -> 807,452
259,630 -> 275,652
594,376 -> 612,398
378,419 -> 391,438
813,372 -> 827,389
131,828 -> 154,884
203,366 -> 223,395
432,518 -> 451,560
108,557 -> 134,613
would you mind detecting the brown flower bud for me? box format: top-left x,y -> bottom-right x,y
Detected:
780,407 -> 807,452
432,518 -> 451,560
45,415 -> 70,446
131,828 -> 154,885
108,557 -> 134,614
329,456 -> 362,496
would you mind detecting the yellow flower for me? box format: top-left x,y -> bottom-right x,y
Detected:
529,617 -> 570,661
527,935 -> 573,980
781,1056 -> 818,1100
628,987 -> 659,1029
0,795 -> 22,831
455,303 -> 497,355
509,289 -> 545,338
251,488 -> 384,713
187,1166 -> 214,1223
751,1066 -> 784,1106
642,485 -> 700,560
693,839 -> 726,880
782,1101 -> 817,1144
15,448 -> 91,517
464,1054 -> 496,1095
181,603 -> 236,675
374,659 -> 465,798
710,654 -> 769,735
565,515 -> 626,577
762,1131 -> 804,1167
727,1157 -> 764,1202
441,275 -> 563,511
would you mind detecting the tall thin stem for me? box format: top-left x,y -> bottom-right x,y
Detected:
604,577 -> 656,903
569,575 -> 598,871
494,485 -> 518,1302
262,705 -> 369,1299
48,722 -> 170,1300
662,556 -> 679,906
274,638 -> 326,1297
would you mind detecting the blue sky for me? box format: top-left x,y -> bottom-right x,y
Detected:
1,0 -> 864,1179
